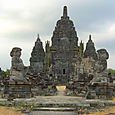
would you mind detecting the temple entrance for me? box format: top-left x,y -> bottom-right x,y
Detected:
56,86 -> 66,96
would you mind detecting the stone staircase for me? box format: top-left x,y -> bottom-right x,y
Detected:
10,86 -> 115,114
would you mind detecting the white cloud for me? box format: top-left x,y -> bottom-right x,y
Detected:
78,22 -> 115,43
92,23 -> 115,43
0,0 -> 115,70
108,54 -> 115,69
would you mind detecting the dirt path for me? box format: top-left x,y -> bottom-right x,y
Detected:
0,106 -> 23,115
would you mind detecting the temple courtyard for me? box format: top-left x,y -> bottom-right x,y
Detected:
0,87 -> 115,114
0,96 -> 115,115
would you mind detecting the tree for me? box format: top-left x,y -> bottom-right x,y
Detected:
109,68 -> 115,76
1,69 -> 10,77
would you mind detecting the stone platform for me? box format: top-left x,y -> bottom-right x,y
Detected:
4,81 -> 32,98
13,96 -> 115,107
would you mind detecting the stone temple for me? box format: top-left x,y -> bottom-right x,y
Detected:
30,6 -> 79,85
30,6 -> 108,85
4,6 -> 115,99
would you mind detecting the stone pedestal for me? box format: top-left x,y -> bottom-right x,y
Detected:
4,81 -> 33,98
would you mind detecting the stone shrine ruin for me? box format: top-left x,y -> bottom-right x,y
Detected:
4,6 -> 115,99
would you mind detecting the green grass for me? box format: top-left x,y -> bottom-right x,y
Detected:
109,69 -> 115,76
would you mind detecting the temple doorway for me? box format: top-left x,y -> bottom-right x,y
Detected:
56,86 -> 66,96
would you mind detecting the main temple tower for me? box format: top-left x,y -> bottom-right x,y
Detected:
50,6 -> 79,85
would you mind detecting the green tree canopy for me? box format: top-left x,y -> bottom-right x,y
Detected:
1,69 -> 10,77
109,68 -> 115,76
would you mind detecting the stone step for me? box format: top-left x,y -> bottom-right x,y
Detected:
33,103 -> 91,108
32,107 -> 76,111
29,111 -> 77,115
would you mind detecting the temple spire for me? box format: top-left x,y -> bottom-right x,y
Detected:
37,34 -> 41,42
89,34 -> 91,40
88,34 -> 93,43
84,34 -> 97,59
63,6 -> 67,18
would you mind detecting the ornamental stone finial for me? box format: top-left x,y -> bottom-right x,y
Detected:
89,34 -> 91,40
37,34 -> 41,42
63,6 -> 67,18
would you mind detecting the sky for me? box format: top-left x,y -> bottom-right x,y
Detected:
0,0 -> 115,70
